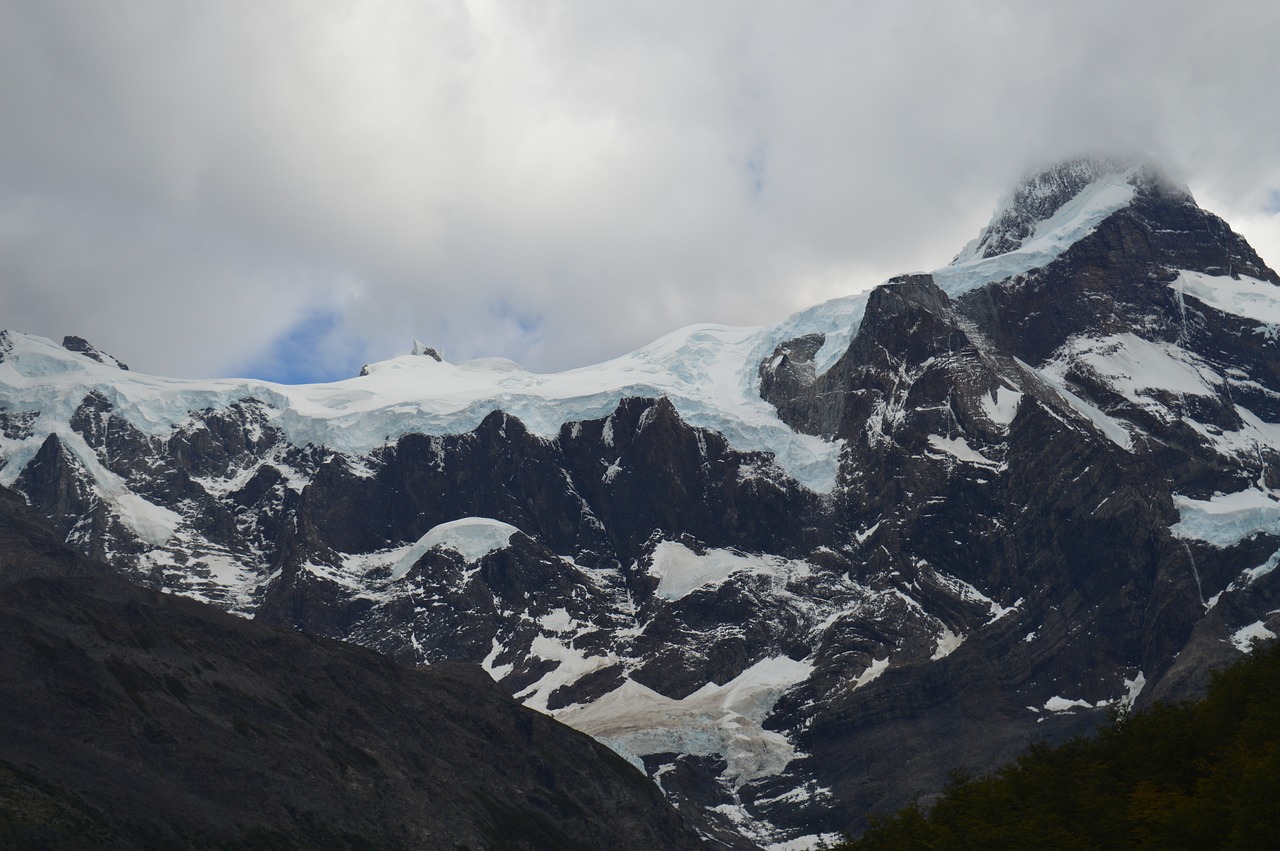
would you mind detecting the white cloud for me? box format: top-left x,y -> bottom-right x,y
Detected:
1,0 -> 1277,380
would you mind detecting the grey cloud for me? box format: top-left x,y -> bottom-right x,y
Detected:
1,0 -> 1277,379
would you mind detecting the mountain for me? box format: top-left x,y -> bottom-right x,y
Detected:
0,485 -> 703,849
3,156 -> 1279,846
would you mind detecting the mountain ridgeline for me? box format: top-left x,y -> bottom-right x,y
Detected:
2,157 -> 1279,846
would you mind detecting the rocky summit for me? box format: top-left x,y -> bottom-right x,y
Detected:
3,156 -> 1279,847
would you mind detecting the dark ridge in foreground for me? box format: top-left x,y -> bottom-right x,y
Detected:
0,487 -> 704,850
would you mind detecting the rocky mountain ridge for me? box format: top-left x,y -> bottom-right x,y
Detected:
3,157 -> 1279,846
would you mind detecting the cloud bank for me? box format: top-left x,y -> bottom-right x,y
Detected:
2,0 -> 1277,381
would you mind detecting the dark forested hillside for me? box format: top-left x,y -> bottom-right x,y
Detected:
843,641 -> 1280,850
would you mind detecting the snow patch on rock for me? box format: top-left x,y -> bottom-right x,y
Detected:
852,657 -> 889,690
1023,357 -> 1133,450
931,627 -> 964,661
1045,333 -> 1220,413
481,637 -> 514,681
927,434 -> 999,468
1043,695 -> 1094,713
1172,270 -> 1280,326
517,633 -> 619,713
981,386 -> 1022,426
389,517 -> 519,580
646,541 -> 808,600
1230,620 -> 1277,653
765,834 -> 845,851
1122,671 -> 1146,708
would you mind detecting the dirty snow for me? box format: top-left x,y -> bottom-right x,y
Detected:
556,655 -> 813,787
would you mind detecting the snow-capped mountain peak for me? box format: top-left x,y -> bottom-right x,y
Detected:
966,157 -> 1148,260
934,157 -> 1189,297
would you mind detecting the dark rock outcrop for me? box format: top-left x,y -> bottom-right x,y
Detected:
61,335 -> 129,370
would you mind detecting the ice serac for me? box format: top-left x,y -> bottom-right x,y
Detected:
3,157 -> 1280,846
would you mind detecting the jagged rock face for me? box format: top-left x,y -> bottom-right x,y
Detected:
4,159 -> 1280,846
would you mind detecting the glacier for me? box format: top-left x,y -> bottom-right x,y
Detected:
1,302 -> 860,493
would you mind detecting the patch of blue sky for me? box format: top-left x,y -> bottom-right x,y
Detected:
238,308 -> 368,384
487,298 -> 543,346
488,299 -> 542,336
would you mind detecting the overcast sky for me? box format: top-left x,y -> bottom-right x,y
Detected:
2,0 -> 1277,382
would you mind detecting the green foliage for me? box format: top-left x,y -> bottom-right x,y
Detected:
840,642 -> 1280,850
